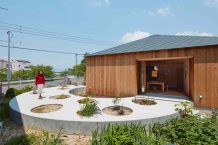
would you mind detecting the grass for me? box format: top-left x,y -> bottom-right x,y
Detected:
4,130 -> 63,145
77,102 -> 101,117
91,123 -> 168,145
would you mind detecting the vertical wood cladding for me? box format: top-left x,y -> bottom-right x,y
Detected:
86,45 -> 218,108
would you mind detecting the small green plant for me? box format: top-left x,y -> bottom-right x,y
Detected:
175,101 -> 193,118
119,105 -> 125,115
77,102 -> 101,117
79,97 -> 91,104
112,97 -> 121,106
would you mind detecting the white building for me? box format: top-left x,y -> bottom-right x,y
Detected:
11,59 -> 31,72
0,59 -> 7,69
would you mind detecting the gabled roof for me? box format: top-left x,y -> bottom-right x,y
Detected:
90,35 -> 218,56
14,59 -> 31,63
0,59 -> 7,62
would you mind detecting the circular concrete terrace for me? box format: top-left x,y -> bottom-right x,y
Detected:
9,85 -> 192,135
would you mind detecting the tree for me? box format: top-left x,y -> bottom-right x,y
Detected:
0,68 -> 7,82
69,53 -> 88,77
29,65 -> 55,78
11,65 -> 55,81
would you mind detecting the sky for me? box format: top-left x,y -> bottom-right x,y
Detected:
0,0 -> 218,71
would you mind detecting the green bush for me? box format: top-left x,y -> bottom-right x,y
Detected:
91,115 -> 218,145
91,124 -> 168,145
152,115 -> 218,145
77,102 -> 101,117
4,134 -> 38,145
0,97 -> 11,121
4,131 -> 63,145
20,85 -> 33,93
1,86 -> 33,121
5,88 -> 22,98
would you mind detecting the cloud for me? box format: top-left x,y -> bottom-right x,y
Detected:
148,7 -> 171,17
157,7 -> 171,16
204,0 -> 218,7
93,0 -> 110,7
121,31 -> 150,43
176,31 -> 214,36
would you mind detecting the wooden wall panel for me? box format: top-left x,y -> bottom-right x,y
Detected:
86,45 -> 218,108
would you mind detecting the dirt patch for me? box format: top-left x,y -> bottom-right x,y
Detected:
132,98 -> 157,105
102,105 -> 133,116
31,104 -> 63,113
57,87 -> 70,90
49,94 -> 70,99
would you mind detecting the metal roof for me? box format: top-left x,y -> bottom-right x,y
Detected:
90,35 -> 218,56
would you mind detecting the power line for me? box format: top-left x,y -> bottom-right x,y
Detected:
0,44 -> 85,55
0,6 -> 8,11
0,21 -> 119,46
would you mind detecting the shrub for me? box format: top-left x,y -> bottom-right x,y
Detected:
20,85 -> 33,93
77,102 -> 101,117
91,115 -> 218,145
79,97 -> 91,104
0,97 -> 11,121
4,134 -> 38,145
175,101 -> 193,117
152,115 -> 218,145
91,124 -> 168,145
112,97 -> 121,106
5,88 -> 22,98
4,130 -> 63,145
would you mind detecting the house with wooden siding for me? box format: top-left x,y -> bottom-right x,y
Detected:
86,35 -> 218,108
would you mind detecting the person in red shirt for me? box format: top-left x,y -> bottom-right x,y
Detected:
35,70 -> 45,99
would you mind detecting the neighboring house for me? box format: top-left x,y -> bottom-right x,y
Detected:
11,59 -> 31,72
86,35 -> 218,108
0,59 -> 7,69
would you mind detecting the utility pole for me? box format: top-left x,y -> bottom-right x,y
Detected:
75,53 -> 78,85
75,53 -> 78,66
7,31 -> 11,89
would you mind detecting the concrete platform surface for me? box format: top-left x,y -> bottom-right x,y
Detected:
9,85 -> 191,134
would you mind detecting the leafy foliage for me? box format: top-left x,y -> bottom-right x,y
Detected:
175,101 -> 193,117
68,54 -> 87,77
77,102 -> 101,117
4,134 -> 38,145
0,68 -> 7,81
10,65 -> 55,81
5,88 -> 22,98
112,97 -> 121,106
91,123 -> 168,145
152,115 -> 218,145
0,85 -> 34,121
4,130 -> 63,145
91,115 -> 218,145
